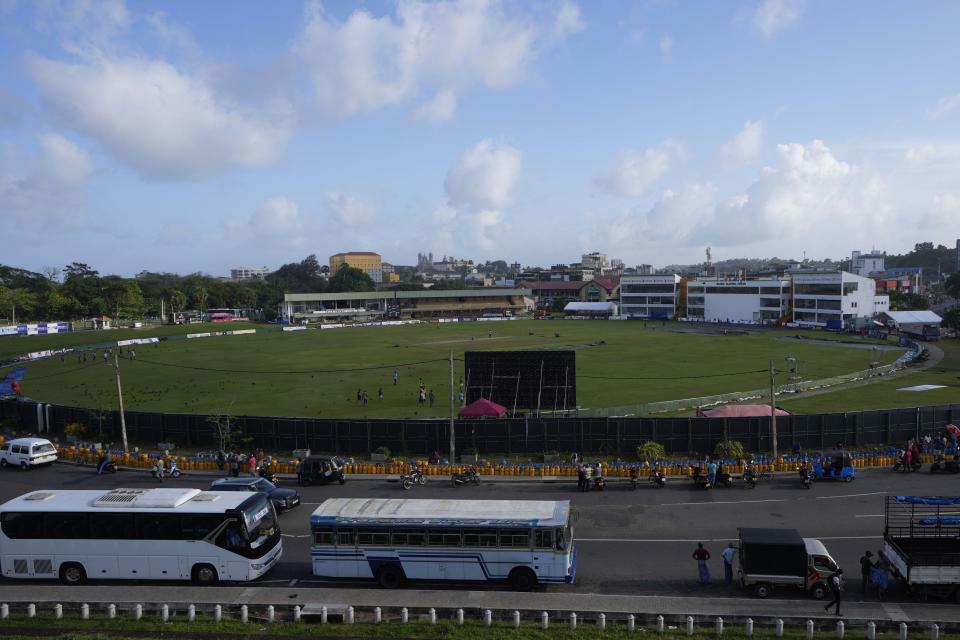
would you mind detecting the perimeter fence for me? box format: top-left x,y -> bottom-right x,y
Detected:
1,398 -> 956,456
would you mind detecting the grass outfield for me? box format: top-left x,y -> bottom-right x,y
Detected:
780,339 -> 960,414
11,320 -> 907,419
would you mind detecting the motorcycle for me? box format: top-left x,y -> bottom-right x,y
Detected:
714,468 -> 734,488
151,460 -> 181,481
691,465 -> 711,490
451,467 -> 481,487
401,466 -> 427,490
743,463 -> 757,489
258,466 -> 280,485
628,467 -> 640,490
799,463 -> 813,489
930,453 -> 960,474
96,458 -> 117,474
592,475 -> 606,491
648,468 -> 666,488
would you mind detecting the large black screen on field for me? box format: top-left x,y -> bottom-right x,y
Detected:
464,350 -> 576,412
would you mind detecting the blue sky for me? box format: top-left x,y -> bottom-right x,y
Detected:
2,0 -> 959,276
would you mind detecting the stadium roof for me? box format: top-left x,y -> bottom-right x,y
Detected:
880,310 -> 942,325
284,289 -> 526,302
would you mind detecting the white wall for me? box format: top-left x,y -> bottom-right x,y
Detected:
703,294 -> 761,322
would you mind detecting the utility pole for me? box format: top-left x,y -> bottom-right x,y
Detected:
11,302 -> 14,325
113,350 -> 129,454
448,351 -> 456,463
769,360 -> 778,459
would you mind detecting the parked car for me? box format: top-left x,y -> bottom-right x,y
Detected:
209,477 -> 301,512
0,437 -> 58,469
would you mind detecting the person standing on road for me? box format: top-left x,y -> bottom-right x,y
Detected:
692,543 -> 711,584
859,550 -> 874,594
248,453 -> 257,477
824,568 -> 843,616
706,458 -> 717,488
721,544 -> 737,585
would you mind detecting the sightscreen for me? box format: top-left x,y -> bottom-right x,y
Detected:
463,350 -> 576,413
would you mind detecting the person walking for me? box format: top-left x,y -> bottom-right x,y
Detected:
392,370 -> 399,386
824,568 -> 844,616
692,543 -> 711,584
859,550 -> 874,594
248,453 -> 257,477
378,387 -> 383,400
721,544 -> 737,585
362,390 -> 368,406
356,388 -> 362,403
706,458 -> 717,488
229,453 -> 239,477
428,389 -> 435,407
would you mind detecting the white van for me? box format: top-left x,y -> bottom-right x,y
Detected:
0,438 -> 58,469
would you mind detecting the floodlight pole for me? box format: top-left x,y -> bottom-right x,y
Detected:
769,360 -> 778,459
449,350 -> 456,464
114,350 -> 129,454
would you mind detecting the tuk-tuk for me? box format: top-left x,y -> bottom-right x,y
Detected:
296,455 -> 346,486
812,452 -> 854,482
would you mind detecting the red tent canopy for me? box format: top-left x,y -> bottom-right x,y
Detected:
458,398 -> 507,418
697,404 -> 791,418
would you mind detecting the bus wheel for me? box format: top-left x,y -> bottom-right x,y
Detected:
508,567 -> 538,591
192,564 -> 219,586
59,562 -> 87,585
376,565 -> 403,589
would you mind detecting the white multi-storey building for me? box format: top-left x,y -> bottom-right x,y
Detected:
791,271 -> 887,328
686,278 -> 790,323
850,250 -> 885,276
620,274 -> 681,318
230,266 -> 269,281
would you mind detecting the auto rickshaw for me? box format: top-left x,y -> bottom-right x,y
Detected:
296,455 -> 346,486
812,452 -> 854,482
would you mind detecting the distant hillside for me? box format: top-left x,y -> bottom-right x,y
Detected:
884,242 -> 958,281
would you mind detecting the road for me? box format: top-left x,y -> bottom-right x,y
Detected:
0,464 -> 954,605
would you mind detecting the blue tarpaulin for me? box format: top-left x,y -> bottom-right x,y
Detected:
0,367 -> 26,396
894,496 -> 960,506
919,517 -> 960,526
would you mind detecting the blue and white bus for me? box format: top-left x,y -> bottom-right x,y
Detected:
0,488 -> 282,585
310,498 -> 575,590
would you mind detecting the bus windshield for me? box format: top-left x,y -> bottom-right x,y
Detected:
242,496 -> 278,547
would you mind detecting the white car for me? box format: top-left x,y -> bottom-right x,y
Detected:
0,437 -> 58,469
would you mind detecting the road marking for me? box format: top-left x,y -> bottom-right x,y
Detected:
659,499 -> 787,506
854,514 -> 884,518
287,579 -> 299,587
816,491 -> 888,500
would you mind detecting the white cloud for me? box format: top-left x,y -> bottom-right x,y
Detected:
0,132 -> 92,234
294,0 -> 580,120
928,93 -> 960,119
326,192 -> 378,226
432,139 -> 522,253
226,196 -> 311,251
27,55 -> 292,179
924,193 -> 960,227
721,120 -> 765,164
659,35 -> 674,59
413,89 -> 457,122
752,0 -> 803,39
445,139 -> 522,209
595,140 -> 682,197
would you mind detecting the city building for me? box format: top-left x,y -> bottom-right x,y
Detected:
872,267 -> 922,295
381,262 -> 400,283
686,277 -> 791,323
791,270 -> 887,328
518,276 -> 619,310
620,274 -> 682,319
230,266 -> 269,281
581,252 -> 609,274
281,288 -> 528,322
850,250 -> 885,276
330,252 -> 383,283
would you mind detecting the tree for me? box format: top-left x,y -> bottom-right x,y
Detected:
327,265 -> 375,293
946,272 -> 960,300
0,286 -> 39,321
168,289 -> 188,313
191,285 -> 209,312
888,290 -> 930,311
267,254 -> 327,293
103,279 -> 144,319
941,306 -> 960,331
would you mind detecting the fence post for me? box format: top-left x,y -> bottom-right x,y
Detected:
293,606 -> 301,623
837,621 -> 845,639
628,614 -> 635,632
716,617 -> 723,636
186,605 -> 194,622
900,623 -> 908,640
401,608 -> 408,624
806,620 -> 814,640
657,615 -> 665,633
135,604 -> 143,621
27,603 -> 35,618
320,605 -> 327,624
867,621 -> 876,640
931,624 -> 939,640
597,613 -> 606,630
374,607 -> 382,624
456,609 -> 464,626
428,608 -> 436,625
213,605 -> 221,622
745,618 -> 753,637
108,604 -> 116,619
0,603 -> 7,619
541,611 -> 549,630
483,609 -> 491,627
54,604 -> 62,619
81,604 -> 89,620
570,612 -> 577,629
240,605 -> 248,623
776,619 -> 784,637
687,616 -> 695,636
513,610 -> 521,628
267,605 -> 275,623
161,604 -> 169,622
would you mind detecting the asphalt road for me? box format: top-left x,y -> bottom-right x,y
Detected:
0,463 -> 956,604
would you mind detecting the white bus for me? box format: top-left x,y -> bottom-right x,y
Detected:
0,488 -> 282,585
310,498 -> 575,590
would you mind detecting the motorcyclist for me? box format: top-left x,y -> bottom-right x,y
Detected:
743,459 -> 756,485
96,452 -> 113,475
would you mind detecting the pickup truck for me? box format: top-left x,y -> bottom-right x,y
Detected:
883,495 -> 960,602
738,527 -> 840,599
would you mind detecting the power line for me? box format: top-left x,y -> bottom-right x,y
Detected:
127,356 -> 449,375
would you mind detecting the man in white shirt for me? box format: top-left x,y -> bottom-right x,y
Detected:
721,544 -> 738,585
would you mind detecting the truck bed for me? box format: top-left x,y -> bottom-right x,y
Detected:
884,496 -> 960,585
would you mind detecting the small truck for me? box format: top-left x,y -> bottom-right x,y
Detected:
738,527 -> 841,599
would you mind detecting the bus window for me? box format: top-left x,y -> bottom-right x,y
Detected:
534,528 -> 555,549
0,512 -> 45,539
44,513 -> 90,539
357,528 -> 390,546
391,528 -> 425,546
313,527 -> 334,545
499,529 -> 530,548
336,528 -> 355,546
462,528 -> 497,547
137,514 -> 180,540
89,513 -> 137,539
428,529 -> 462,546
218,522 -> 245,551
182,515 -> 227,540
